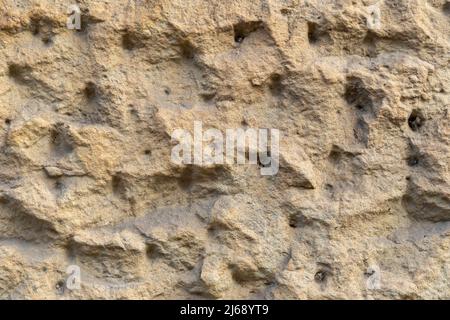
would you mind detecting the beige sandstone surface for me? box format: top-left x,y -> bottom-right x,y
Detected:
0,0 -> 449,299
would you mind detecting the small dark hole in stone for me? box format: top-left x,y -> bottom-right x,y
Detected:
233,21 -> 262,45
84,82 -> 97,100
8,64 -> 21,78
329,148 -> 342,163
42,36 -> 53,45
146,243 -> 165,260
54,181 -> 64,190
234,34 -> 245,43
178,166 -> 194,191
344,78 -> 375,112
269,74 -> 283,96
7,63 -> 33,84
407,156 -> 420,167
200,92 -> 216,101
408,110 -> 424,131
144,149 -> 151,155
307,22 -> 319,44
122,32 -> 138,51
30,20 -> 40,35
112,174 -> 125,195
180,41 -> 195,59
55,280 -> 65,294
314,270 -> 327,282
164,88 -> 171,95
5,119 -> 11,125
289,217 -> 298,228
122,34 -> 133,50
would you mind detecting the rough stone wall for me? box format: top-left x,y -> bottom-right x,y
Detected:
0,0 -> 449,299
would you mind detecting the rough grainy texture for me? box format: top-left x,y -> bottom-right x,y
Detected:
0,0 -> 449,300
